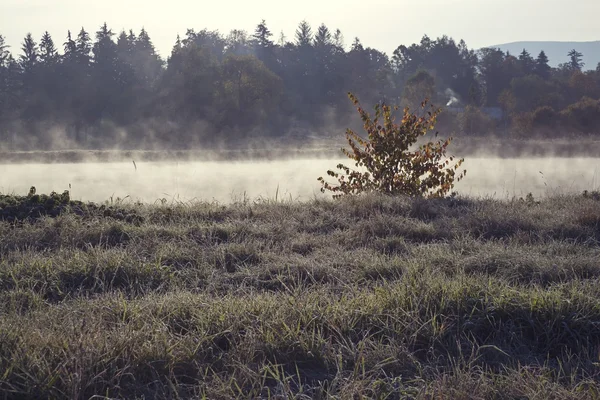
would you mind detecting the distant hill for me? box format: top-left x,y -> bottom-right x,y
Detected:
486,41 -> 600,70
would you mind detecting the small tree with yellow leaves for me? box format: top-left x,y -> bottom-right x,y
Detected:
318,93 -> 466,199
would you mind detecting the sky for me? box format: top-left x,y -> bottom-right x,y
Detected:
1,0 -> 599,59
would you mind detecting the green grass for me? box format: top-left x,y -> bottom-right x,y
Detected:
0,191 -> 600,398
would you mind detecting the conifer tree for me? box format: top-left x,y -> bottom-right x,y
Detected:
567,49 -> 584,71
535,50 -> 551,79
518,48 -> 535,75
39,31 -> 58,64
19,33 -> 38,74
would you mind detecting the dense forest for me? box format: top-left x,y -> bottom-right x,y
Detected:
1,21 -> 600,150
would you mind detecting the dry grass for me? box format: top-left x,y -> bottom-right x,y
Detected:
0,191 -> 600,398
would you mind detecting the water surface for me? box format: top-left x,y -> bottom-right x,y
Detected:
1,157 -> 599,203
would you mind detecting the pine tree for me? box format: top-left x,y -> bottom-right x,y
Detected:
295,21 -> 313,47
127,30 -> 137,46
333,29 -> 344,51
39,31 -> 58,64
0,35 -> 9,66
313,23 -> 337,105
0,35 -> 16,121
137,28 -> 154,53
173,34 -> 182,52
133,28 -> 163,87
60,30 -> 81,112
20,33 -> 38,74
351,37 -> 363,52
535,50 -> 551,79
314,24 -> 332,48
518,48 -> 535,75
253,20 -> 273,49
75,27 -> 92,65
117,30 -> 131,57
63,31 -> 77,57
93,22 -> 117,67
95,23 -> 114,43
252,20 -> 276,70
567,49 -> 584,71
0,54 -> 22,128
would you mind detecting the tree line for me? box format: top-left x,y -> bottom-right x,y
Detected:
1,21 -> 600,150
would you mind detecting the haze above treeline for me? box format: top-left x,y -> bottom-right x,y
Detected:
0,20 -> 599,151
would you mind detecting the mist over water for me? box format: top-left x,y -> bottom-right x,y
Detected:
1,156 -> 599,203
458,157 -> 600,198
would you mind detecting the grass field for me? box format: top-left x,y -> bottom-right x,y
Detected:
1,189 -> 600,399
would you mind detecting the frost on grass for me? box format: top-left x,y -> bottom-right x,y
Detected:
0,190 -> 599,398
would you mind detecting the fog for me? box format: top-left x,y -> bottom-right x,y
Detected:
1,156 -> 599,204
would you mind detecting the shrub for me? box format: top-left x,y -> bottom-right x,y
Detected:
531,106 -> 558,127
318,93 -> 466,199
510,111 -> 534,138
0,187 -> 73,222
0,187 -> 143,224
457,105 -> 496,135
559,97 -> 600,134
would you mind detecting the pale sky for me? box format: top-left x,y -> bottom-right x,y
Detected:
1,0 -> 599,58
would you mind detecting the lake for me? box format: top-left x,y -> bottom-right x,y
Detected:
1,156 -> 599,203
